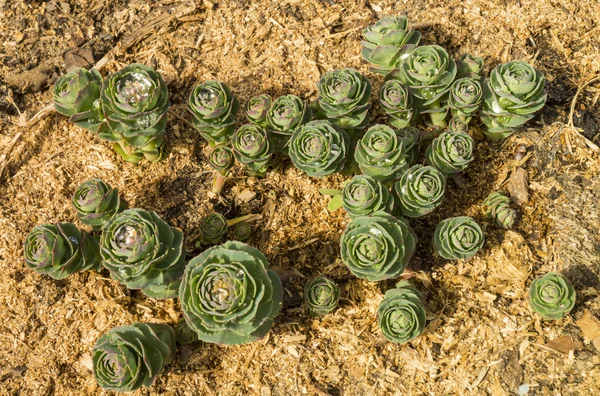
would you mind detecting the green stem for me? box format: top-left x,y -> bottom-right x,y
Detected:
212,172 -> 226,195
227,214 -> 261,227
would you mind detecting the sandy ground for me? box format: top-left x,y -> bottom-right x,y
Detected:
0,0 -> 599,395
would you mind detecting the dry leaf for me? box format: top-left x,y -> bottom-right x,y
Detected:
545,336 -> 583,354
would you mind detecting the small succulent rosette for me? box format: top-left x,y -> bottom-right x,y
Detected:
483,192 -> 516,229
341,175 -> 395,218
179,241 -> 283,345
209,146 -> 235,176
379,78 -> 415,129
232,222 -> 252,241
433,216 -> 484,260
528,272 -> 576,320
393,165 -> 446,218
72,178 -> 125,230
246,94 -> 272,126
198,212 -> 229,245
232,124 -> 273,177
304,276 -> 340,316
266,94 -> 312,152
456,54 -> 484,79
377,281 -> 426,343
175,319 -> 198,345
426,132 -> 474,175
448,77 -> 482,125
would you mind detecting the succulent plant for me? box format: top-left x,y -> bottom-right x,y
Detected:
199,212 -> 229,245
266,95 -> 312,151
393,165 -> 446,218
448,116 -> 469,133
232,124 -> 273,177
175,319 -> 198,345
483,192 -> 516,229
304,276 -> 340,316
361,16 -> 421,75
377,281 -> 426,344
53,67 -> 106,133
316,68 -> 372,130
72,178 -> 125,230
448,77 -> 482,124
480,60 -> 547,141
528,272 -> 576,320
246,94 -> 272,126
288,120 -> 349,177
457,54 -> 484,78
24,223 -> 100,279
354,124 -> 410,183
433,216 -> 484,260
208,145 -> 235,195
341,175 -> 395,218
99,64 -> 170,163
396,126 -> 422,165
340,211 -> 417,281
179,241 -> 283,345
92,322 -> 176,392
386,45 -> 457,128
426,132 -> 474,174
232,222 -> 252,241
188,80 -> 240,146
379,79 -> 415,129
100,209 -> 186,299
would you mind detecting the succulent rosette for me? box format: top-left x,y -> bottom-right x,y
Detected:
188,80 -> 240,146
379,79 -> 415,128
232,124 -> 273,177
396,126 -> 422,165
100,209 -> 186,299
393,165 -> 446,218
361,16 -> 421,74
72,178 -> 125,230
24,223 -> 100,279
433,216 -> 484,260
426,132 -> 474,174
199,212 -> 229,245
457,54 -> 484,78
288,120 -> 349,177
53,67 -> 106,133
448,116 -> 469,133
386,45 -> 457,127
233,222 -> 252,241
92,322 -> 176,392
483,192 -> 516,229
480,60 -> 547,141
377,281 -> 426,343
266,95 -> 312,151
528,272 -> 576,320
175,320 -> 198,345
246,94 -> 272,126
316,68 -> 372,130
354,124 -> 410,183
179,241 -> 283,345
340,211 -> 417,281
99,64 -> 170,162
209,146 -> 235,175
341,175 -> 395,218
304,276 -> 340,316
448,77 -> 482,124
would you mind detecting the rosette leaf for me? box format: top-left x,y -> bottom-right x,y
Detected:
377,281 -> 426,343
457,54 -> 484,78
233,222 -> 252,241
304,276 -> 340,316
246,94 -> 272,126
24,223 -> 101,279
188,80 -> 240,146
361,16 -> 421,75
483,192 -> 516,229
379,79 -> 415,128
179,241 -> 283,345
393,165 -> 446,217
480,60 -> 547,141
528,272 -> 576,320
266,95 -> 312,151
100,209 -> 186,299
433,216 -> 484,260
316,68 -> 372,130
386,45 -> 457,127
199,212 -> 229,245
354,124 -> 410,183
288,120 -> 349,177
232,124 -> 273,177
340,211 -> 417,281
72,178 -> 125,230
53,67 -> 106,133
425,132 -> 474,174
341,175 -> 395,218
448,77 -> 482,124
92,322 -> 176,392
99,64 -> 170,162
175,320 -> 198,345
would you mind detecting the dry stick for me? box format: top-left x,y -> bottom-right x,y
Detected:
567,75 -> 600,151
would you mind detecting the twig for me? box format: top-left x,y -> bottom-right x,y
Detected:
567,75 -> 600,151
0,132 -> 23,179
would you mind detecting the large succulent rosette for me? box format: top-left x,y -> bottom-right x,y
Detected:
483,192 -> 516,230
480,60 -> 547,141
360,16 -> 421,75
188,80 -> 240,146
393,165 -> 446,218
377,282 -> 426,343
341,175 -> 395,218
179,241 -> 283,345
92,322 -> 176,392
304,276 -> 340,316
432,216 -> 484,260
340,211 -> 417,281
232,124 -> 273,177
99,64 -> 170,163
354,124 -> 410,183
266,94 -> 312,152
379,79 -> 415,129
528,272 -> 576,320
72,178 -> 125,230
425,132 -> 474,174
100,209 -> 186,299
24,223 -> 100,279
